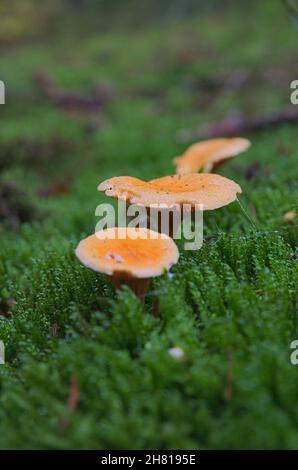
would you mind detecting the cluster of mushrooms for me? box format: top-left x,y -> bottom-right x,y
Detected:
76,137 -> 250,304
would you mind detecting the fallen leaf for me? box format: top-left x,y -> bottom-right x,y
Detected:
0,298 -> 15,317
38,182 -> 70,198
59,375 -> 80,433
177,107 -> 298,141
224,347 -> 234,402
244,162 -> 261,181
276,142 -> 290,157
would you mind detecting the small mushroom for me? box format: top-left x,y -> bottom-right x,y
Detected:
283,210 -> 297,224
174,137 -> 251,174
98,174 -> 241,237
75,227 -> 179,302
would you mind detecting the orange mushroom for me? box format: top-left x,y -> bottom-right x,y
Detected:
98,174 -> 241,237
98,174 -> 241,210
75,227 -> 179,302
283,210 -> 297,224
174,137 -> 251,174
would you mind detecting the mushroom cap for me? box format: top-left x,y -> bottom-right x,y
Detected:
75,227 -> 179,278
98,173 -> 241,210
283,210 -> 297,222
174,137 -> 251,174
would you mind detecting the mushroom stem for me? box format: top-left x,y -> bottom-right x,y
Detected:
109,275 -> 151,304
127,208 -> 177,238
210,157 -> 230,172
156,210 -> 176,238
147,207 -> 180,239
